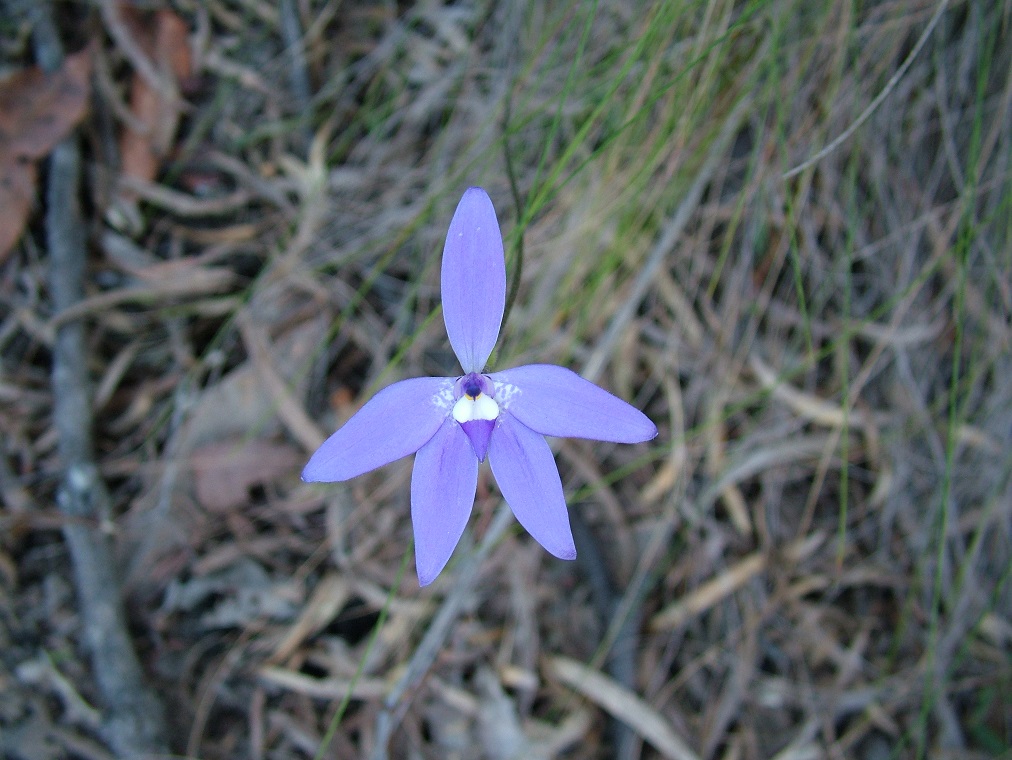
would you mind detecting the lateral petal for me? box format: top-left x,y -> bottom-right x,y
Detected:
488,413 -> 576,560
441,187 -> 506,374
411,419 -> 479,586
302,377 -> 453,482
491,364 -> 657,443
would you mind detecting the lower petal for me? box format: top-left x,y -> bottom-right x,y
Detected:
487,413 -> 576,560
411,418 -> 479,586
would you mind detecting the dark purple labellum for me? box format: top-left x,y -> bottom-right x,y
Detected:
460,418 -> 495,461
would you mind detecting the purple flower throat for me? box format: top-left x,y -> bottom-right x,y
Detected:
452,373 -> 497,462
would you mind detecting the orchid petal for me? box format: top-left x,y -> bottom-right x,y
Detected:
491,364 -> 657,443
488,413 -> 576,560
302,377 -> 453,482
441,187 -> 506,373
411,418 -> 479,586
460,419 -> 495,462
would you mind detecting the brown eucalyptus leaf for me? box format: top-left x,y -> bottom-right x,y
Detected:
0,48 -> 92,260
0,47 -> 92,161
0,160 -> 35,261
117,8 -> 192,186
191,438 -> 301,512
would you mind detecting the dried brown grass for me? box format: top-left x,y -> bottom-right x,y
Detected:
0,0 -> 1009,759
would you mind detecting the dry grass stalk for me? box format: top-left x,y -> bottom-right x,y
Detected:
0,0 -> 1007,758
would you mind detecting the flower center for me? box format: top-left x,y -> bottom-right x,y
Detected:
451,373 -> 498,461
452,393 -> 499,423
462,378 -> 483,399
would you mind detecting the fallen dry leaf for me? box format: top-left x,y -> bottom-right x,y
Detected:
549,657 -> 701,760
177,316 -> 329,452
112,6 -> 193,230
0,48 -> 92,160
0,161 -> 36,260
191,437 -> 301,512
0,48 -> 92,260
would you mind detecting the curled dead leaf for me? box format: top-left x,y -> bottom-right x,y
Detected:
0,48 -> 92,260
0,47 -> 93,161
0,161 -> 36,260
191,438 -> 301,512
112,6 -> 194,231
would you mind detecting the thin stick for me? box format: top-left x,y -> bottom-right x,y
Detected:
93,0 -> 180,108
501,80 -> 526,335
279,0 -> 313,148
31,3 -> 170,756
583,95 -> 752,383
369,504 -> 515,760
782,0 -> 950,180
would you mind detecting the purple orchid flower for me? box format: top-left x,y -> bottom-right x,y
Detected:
303,187 -> 657,586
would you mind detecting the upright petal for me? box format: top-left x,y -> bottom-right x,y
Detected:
302,377 -> 454,482
411,419 -> 479,586
441,187 -> 506,373
488,413 -> 576,560
491,364 -> 657,443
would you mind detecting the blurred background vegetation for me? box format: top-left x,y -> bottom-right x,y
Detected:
0,0 -> 1008,758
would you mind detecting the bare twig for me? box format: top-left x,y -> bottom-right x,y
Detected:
583,94 -> 752,383
30,3 -> 169,756
550,656 -> 701,760
570,512 -> 640,759
93,0 -> 181,108
500,77 -> 526,336
369,504 -> 515,760
115,175 -> 253,216
279,0 -> 313,148
782,0 -> 950,179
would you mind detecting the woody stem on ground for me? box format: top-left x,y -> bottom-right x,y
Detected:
28,2 -> 169,756
368,504 -> 515,760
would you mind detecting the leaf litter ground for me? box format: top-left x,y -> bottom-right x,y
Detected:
0,1 -> 1009,759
